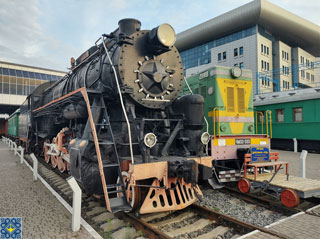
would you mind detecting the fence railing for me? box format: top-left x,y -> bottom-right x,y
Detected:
256,61 -> 320,95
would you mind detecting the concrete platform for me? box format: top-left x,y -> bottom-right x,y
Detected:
277,150 -> 320,180
0,142 -> 94,239
241,212 -> 320,239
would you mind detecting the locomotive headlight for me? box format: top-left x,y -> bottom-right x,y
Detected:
148,23 -> 176,49
144,133 -> 157,148
157,24 -> 176,47
201,132 -> 211,145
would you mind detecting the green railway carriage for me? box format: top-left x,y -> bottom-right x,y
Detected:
254,87 -> 320,152
182,66 -> 270,183
7,109 -> 20,137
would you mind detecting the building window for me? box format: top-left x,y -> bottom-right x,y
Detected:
311,74 -> 315,82
267,62 -> 269,71
261,60 -> 264,69
223,51 -> 227,60
264,61 -> 266,70
234,48 -> 238,57
239,62 -> 244,69
239,47 -> 243,55
218,53 -> 221,61
283,81 -> 287,89
293,108 -> 303,122
276,109 -> 284,122
264,45 -> 266,54
306,72 -> 310,80
301,70 -> 305,78
261,44 -> 263,53
267,47 -> 269,55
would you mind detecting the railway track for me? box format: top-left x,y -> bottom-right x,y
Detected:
23,154 -> 320,239
221,185 -> 320,215
117,204 -> 293,239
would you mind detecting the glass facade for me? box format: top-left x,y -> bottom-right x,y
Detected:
0,66 -> 63,96
180,26 -> 257,70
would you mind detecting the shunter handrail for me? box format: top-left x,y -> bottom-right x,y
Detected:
99,36 -> 134,164
213,107 -> 220,138
266,110 -> 272,138
255,111 -> 264,134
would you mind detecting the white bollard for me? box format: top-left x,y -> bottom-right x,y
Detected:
293,138 -> 298,153
13,142 -> 17,155
300,150 -> 308,178
19,146 -> 24,164
66,176 -> 82,232
30,153 -> 38,181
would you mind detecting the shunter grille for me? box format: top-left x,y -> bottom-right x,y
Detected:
227,87 -> 235,112
237,88 -> 245,113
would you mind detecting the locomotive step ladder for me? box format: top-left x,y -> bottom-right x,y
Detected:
83,89 -> 131,213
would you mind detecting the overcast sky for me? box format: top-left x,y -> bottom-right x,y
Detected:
0,0 -> 319,72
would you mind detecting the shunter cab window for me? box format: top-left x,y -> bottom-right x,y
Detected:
276,109 -> 284,122
257,111 -> 264,123
194,88 -> 199,94
293,107 -> 303,122
201,86 -> 206,97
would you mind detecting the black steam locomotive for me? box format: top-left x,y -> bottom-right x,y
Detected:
18,19 -> 212,214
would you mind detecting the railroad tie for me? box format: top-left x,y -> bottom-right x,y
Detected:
166,218 -> 212,237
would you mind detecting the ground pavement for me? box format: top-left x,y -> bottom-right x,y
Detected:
0,142 -> 94,239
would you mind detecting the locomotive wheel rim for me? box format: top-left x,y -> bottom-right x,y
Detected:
44,145 -> 50,164
118,171 -> 140,212
281,188 -> 300,207
51,155 -> 57,168
238,178 -> 251,193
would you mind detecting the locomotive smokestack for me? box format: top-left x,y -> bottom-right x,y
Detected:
118,18 -> 141,35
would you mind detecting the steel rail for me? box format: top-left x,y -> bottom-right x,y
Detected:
116,212 -> 173,239
190,204 -> 291,239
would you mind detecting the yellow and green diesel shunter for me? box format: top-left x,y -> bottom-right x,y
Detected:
182,66 -> 271,183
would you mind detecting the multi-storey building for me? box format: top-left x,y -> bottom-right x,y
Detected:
176,0 -> 320,94
0,61 -> 65,114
